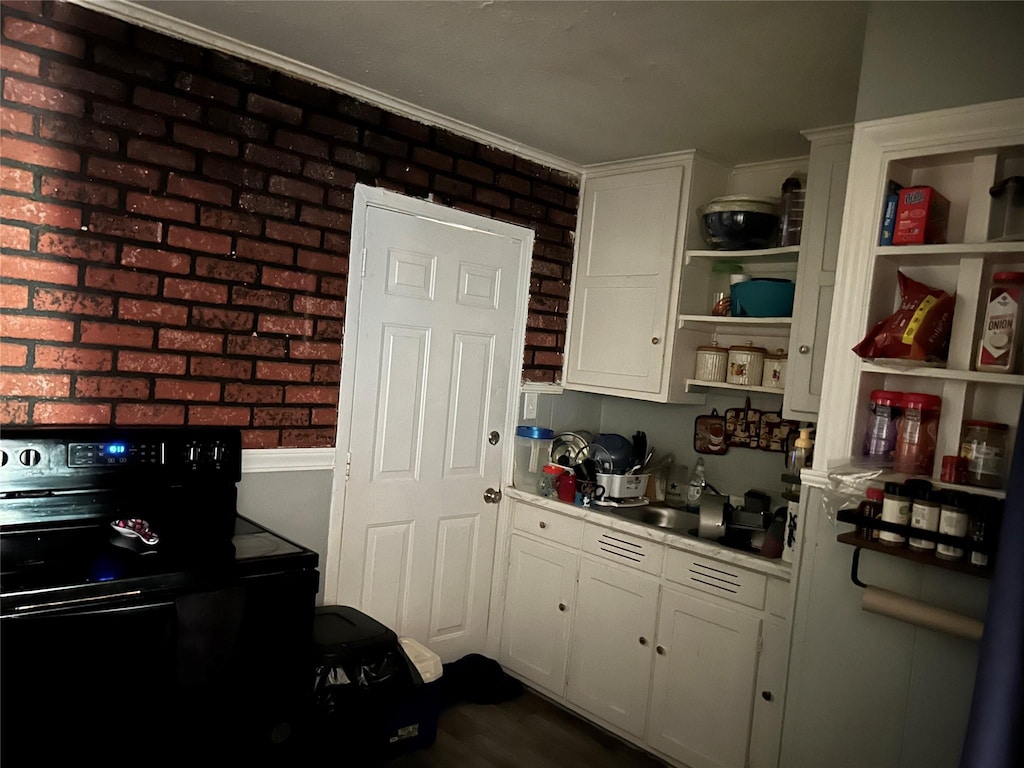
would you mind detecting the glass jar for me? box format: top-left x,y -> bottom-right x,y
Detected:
936,490 -> 969,561
908,490 -> 941,552
862,390 -> 903,466
960,420 -> 1009,489
879,482 -> 910,547
893,392 -> 941,476
537,463 -> 565,498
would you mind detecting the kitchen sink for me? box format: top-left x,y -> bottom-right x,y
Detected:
605,505 -> 698,534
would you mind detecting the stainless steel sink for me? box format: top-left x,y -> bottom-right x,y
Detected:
604,505 -> 698,534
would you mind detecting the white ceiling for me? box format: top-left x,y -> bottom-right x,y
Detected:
113,1 -> 870,170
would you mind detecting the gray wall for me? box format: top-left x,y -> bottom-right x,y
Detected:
856,1 -> 1024,122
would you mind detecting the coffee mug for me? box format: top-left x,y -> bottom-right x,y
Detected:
555,472 -> 576,502
577,480 -> 605,505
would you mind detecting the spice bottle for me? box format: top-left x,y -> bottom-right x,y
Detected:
862,390 -> 903,466
856,486 -> 885,542
879,482 -> 911,547
976,271 -> 1024,373
893,393 -> 942,476
908,490 -> 941,552
960,420 -> 1009,489
968,496 -> 1001,568
936,491 -> 969,561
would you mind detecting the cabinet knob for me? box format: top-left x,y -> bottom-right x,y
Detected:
799,344 -> 810,354
639,637 -> 648,646
651,337 -> 660,345
656,645 -> 666,655
558,603 -> 566,612
538,521 -> 547,529
761,691 -> 774,702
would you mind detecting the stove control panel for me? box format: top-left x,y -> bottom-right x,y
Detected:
69,441 -> 163,467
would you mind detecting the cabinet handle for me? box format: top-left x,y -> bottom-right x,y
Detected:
538,521 -> 547,529
761,691 -> 774,702
799,344 -> 810,354
651,337 -> 660,345
656,645 -> 665,655
558,603 -> 566,612
639,636 -> 648,646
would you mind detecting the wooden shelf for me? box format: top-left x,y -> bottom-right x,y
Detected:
836,531 -> 992,580
825,461 -> 1008,500
684,379 -> 784,397
684,246 -> 800,265
678,315 -> 792,337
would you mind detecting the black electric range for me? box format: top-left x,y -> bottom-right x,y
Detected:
0,426 -> 319,763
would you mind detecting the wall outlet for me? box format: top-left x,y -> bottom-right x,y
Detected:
522,392 -> 538,420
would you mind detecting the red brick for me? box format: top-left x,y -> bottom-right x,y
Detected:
118,351 -> 187,375
87,157 -> 161,190
1,47 -> 41,76
303,162 -> 357,188
33,288 -> 113,316
34,345 -> 112,371
224,383 -> 283,403
525,331 -> 558,348
174,72 -> 239,105
34,402 -> 111,424
2,138 -> 79,175
187,405 -> 251,426
164,278 -> 228,304
533,351 -> 564,367
118,299 -> 189,326
0,223 -> 31,250
127,139 -> 195,171
412,147 -> 453,173
289,340 -> 341,361
297,249 -> 347,274
37,232 -> 116,263
76,376 -> 149,400
0,254 -> 78,285
326,188 -> 353,209
189,356 -> 252,379
235,238 -> 293,265
312,364 -> 341,384
173,124 -> 238,156
281,428 -> 335,448
166,173 -> 233,205
226,335 -> 286,358
257,314 -> 313,337
323,232 -> 350,253
2,18 -> 85,57
267,175 -> 322,204
158,328 -> 223,354
261,266 -> 317,292
332,146 -> 380,173
80,321 -> 154,348
230,286 -> 290,311
540,279 -> 571,299
243,144 -> 301,173
50,3 -> 128,39
246,93 -> 302,125
125,193 -> 195,223
285,385 -> 339,404
120,246 -> 192,274
0,283 -> 28,309
315,319 -> 343,340
207,108 -> 269,141
199,207 -> 261,235
2,77 -> 84,116
40,175 -> 119,208
253,407 -> 310,427
154,379 -> 220,401
265,220 -> 321,248
242,429 -> 280,449
256,361 -> 311,382
1,106 -> 34,134
167,225 -> 232,255
293,295 -> 344,318
202,156 -> 264,189
238,192 -> 295,219
307,114 -> 359,143
522,368 -> 556,384
84,267 -> 159,296
384,113 -> 431,141
195,256 -> 258,283
275,130 -> 328,158
87,213 -> 163,243
0,165 -> 32,194
299,205 -> 350,231
320,276 -> 346,297
0,341 -> 28,367
133,87 -> 201,120
92,103 -> 165,137
46,60 -> 125,100
0,193 -> 81,229
115,403 -> 185,425
475,188 -> 511,209
0,399 -> 30,424
0,372 -> 70,396
384,159 -> 429,188
212,55 -> 272,88
191,307 -> 253,331
311,407 -> 337,426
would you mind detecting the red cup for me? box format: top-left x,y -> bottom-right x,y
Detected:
556,472 -> 577,502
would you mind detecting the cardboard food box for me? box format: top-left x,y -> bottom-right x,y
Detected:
892,185 -> 950,245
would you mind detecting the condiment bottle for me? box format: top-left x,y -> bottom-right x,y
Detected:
976,271 -> 1024,373
908,490 -> 941,552
960,420 -> 1009,489
862,390 -> 903,466
968,496 -> 1000,568
936,491 -> 969,561
893,393 -> 941,476
879,482 -> 911,547
856,486 -> 884,542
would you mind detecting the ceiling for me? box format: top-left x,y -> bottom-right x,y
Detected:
113,1 -> 870,170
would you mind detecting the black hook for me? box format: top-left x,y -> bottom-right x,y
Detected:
851,547 -> 868,589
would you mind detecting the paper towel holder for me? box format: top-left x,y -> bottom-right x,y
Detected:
850,546 -> 868,588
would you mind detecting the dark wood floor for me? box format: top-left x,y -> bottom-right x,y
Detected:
383,689 -> 668,768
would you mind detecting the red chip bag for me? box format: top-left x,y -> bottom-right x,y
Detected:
852,271 -> 955,361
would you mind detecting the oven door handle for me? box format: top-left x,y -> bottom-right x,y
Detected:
10,590 -> 157,614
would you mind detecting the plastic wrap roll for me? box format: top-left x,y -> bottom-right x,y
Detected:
861,586 -> 984,641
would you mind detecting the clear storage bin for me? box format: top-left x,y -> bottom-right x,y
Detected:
514,426 -> 554,490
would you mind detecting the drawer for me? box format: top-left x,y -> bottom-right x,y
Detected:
664,548 -> 766,610
512,501 -> 583,548
582,523 -> 664,577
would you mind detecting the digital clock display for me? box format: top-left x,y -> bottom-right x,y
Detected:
105,444 -> 127,456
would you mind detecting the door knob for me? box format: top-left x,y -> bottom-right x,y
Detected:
656,645 -> 666,655
799,344 -> 810,354
558,603 -> 566,612
488,431 -> 500,445
639,637 -> 648,645
483,488 -> 502,504
651,337 -> 660,345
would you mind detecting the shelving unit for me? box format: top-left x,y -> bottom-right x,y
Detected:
677,315 -> 792,336
835,531 -> 992,580
683,379 -> 784,397
683,246 -> 801,266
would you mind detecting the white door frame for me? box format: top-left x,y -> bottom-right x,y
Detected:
324,185 -> 534,650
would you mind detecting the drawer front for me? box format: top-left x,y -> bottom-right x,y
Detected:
664,548 -> 766,610
581,524 -> 664,576
512,501 -> 583,548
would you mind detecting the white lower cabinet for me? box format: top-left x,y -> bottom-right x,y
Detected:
566,557 -> 659,737
646,588 -> 762,768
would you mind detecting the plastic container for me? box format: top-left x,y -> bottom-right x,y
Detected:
694,342 -> 729,382
537,463 -> 565,498
726,341 -> 767,386
862,390 -> 903,466
893,393 -> 941,476
514,426 -> 554,491
976,272 -> 1024,373
730,278 -> 796,318
960,420 -> 1009,489
988,176 -> 1024,242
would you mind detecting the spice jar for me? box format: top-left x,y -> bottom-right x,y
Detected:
893,392 -> 941,476
960,420 -> 1009,489
936,491 -> 969,561
968,496 -> 1001,568
976,271 -> 1024,373
862,390 -> 903,466
856,486 -> 884,542
908,490 -> 941,552
694,342 -> 729,382
760,349 -> 787,389
726,341 -> 766,386
879,482 -> 910,547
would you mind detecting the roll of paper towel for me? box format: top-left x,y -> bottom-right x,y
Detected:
861,587 -> 984,641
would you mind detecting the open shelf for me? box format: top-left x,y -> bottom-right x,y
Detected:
684,379 -> 784,397
859,361 -> 1024,386
874,241 -> 1024,259
678,315 -> 792,337
836,531 -> 992,580
684,246 -> 800,265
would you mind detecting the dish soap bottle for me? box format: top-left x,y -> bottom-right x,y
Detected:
787,428 -> 814,473
684,457 -> 707,513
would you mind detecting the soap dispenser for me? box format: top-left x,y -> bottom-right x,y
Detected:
787,428 -> 814,474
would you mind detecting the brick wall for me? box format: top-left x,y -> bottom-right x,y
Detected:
0,1 -> 579,448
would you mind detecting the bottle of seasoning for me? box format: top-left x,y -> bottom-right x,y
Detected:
960,420 -> 1009,489
879,482 -> 911,547
893,393 -> 942,476
908,490 -> 941,552
976,271 -> 1024,373
936,490 -> 969,561
967,496 -> 1001,568
862,390 -> 903,466
856,486 -> 885,542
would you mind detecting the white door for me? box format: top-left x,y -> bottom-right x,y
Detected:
327,186 -> 532,661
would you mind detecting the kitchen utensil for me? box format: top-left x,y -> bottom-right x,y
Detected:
632,431 -> 647,470
697,494 -> 729,539
577,480 -> 605,505
550,431 -> 594,467
730,278 -> 796,317
694,409 -> 727,455
596,472 -> 649,499
593,433 -> 635,474
699,194 -> 781,250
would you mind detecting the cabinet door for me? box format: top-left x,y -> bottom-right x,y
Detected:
748,617 -> 789,768
784,129 -> 852,419
566,557 -> 659,737
647,587 -> 762,768
564,165 -> 684,397
500,535 -> 577,696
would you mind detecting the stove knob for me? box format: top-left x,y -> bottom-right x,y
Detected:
20,449 -> 41,467
187,444 -> 201,463
1,450 -> 7,467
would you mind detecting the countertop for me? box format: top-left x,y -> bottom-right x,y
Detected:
504,486 -> 792,581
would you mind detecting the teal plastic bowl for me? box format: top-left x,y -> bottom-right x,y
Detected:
730,279 -> 796,317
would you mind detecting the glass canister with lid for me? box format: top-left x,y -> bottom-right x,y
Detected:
726,341 -> 767,386
960,420 -> 1009,488
893,392 -> 942,476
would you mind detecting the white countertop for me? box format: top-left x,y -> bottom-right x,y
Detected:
505,486 -> 792,581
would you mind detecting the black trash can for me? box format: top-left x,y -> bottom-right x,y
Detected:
311,606 -> 433,763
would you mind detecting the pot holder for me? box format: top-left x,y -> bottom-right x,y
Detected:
758,411 -> 800,452
694,409 -> 728,455
725,399 -> 762,449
